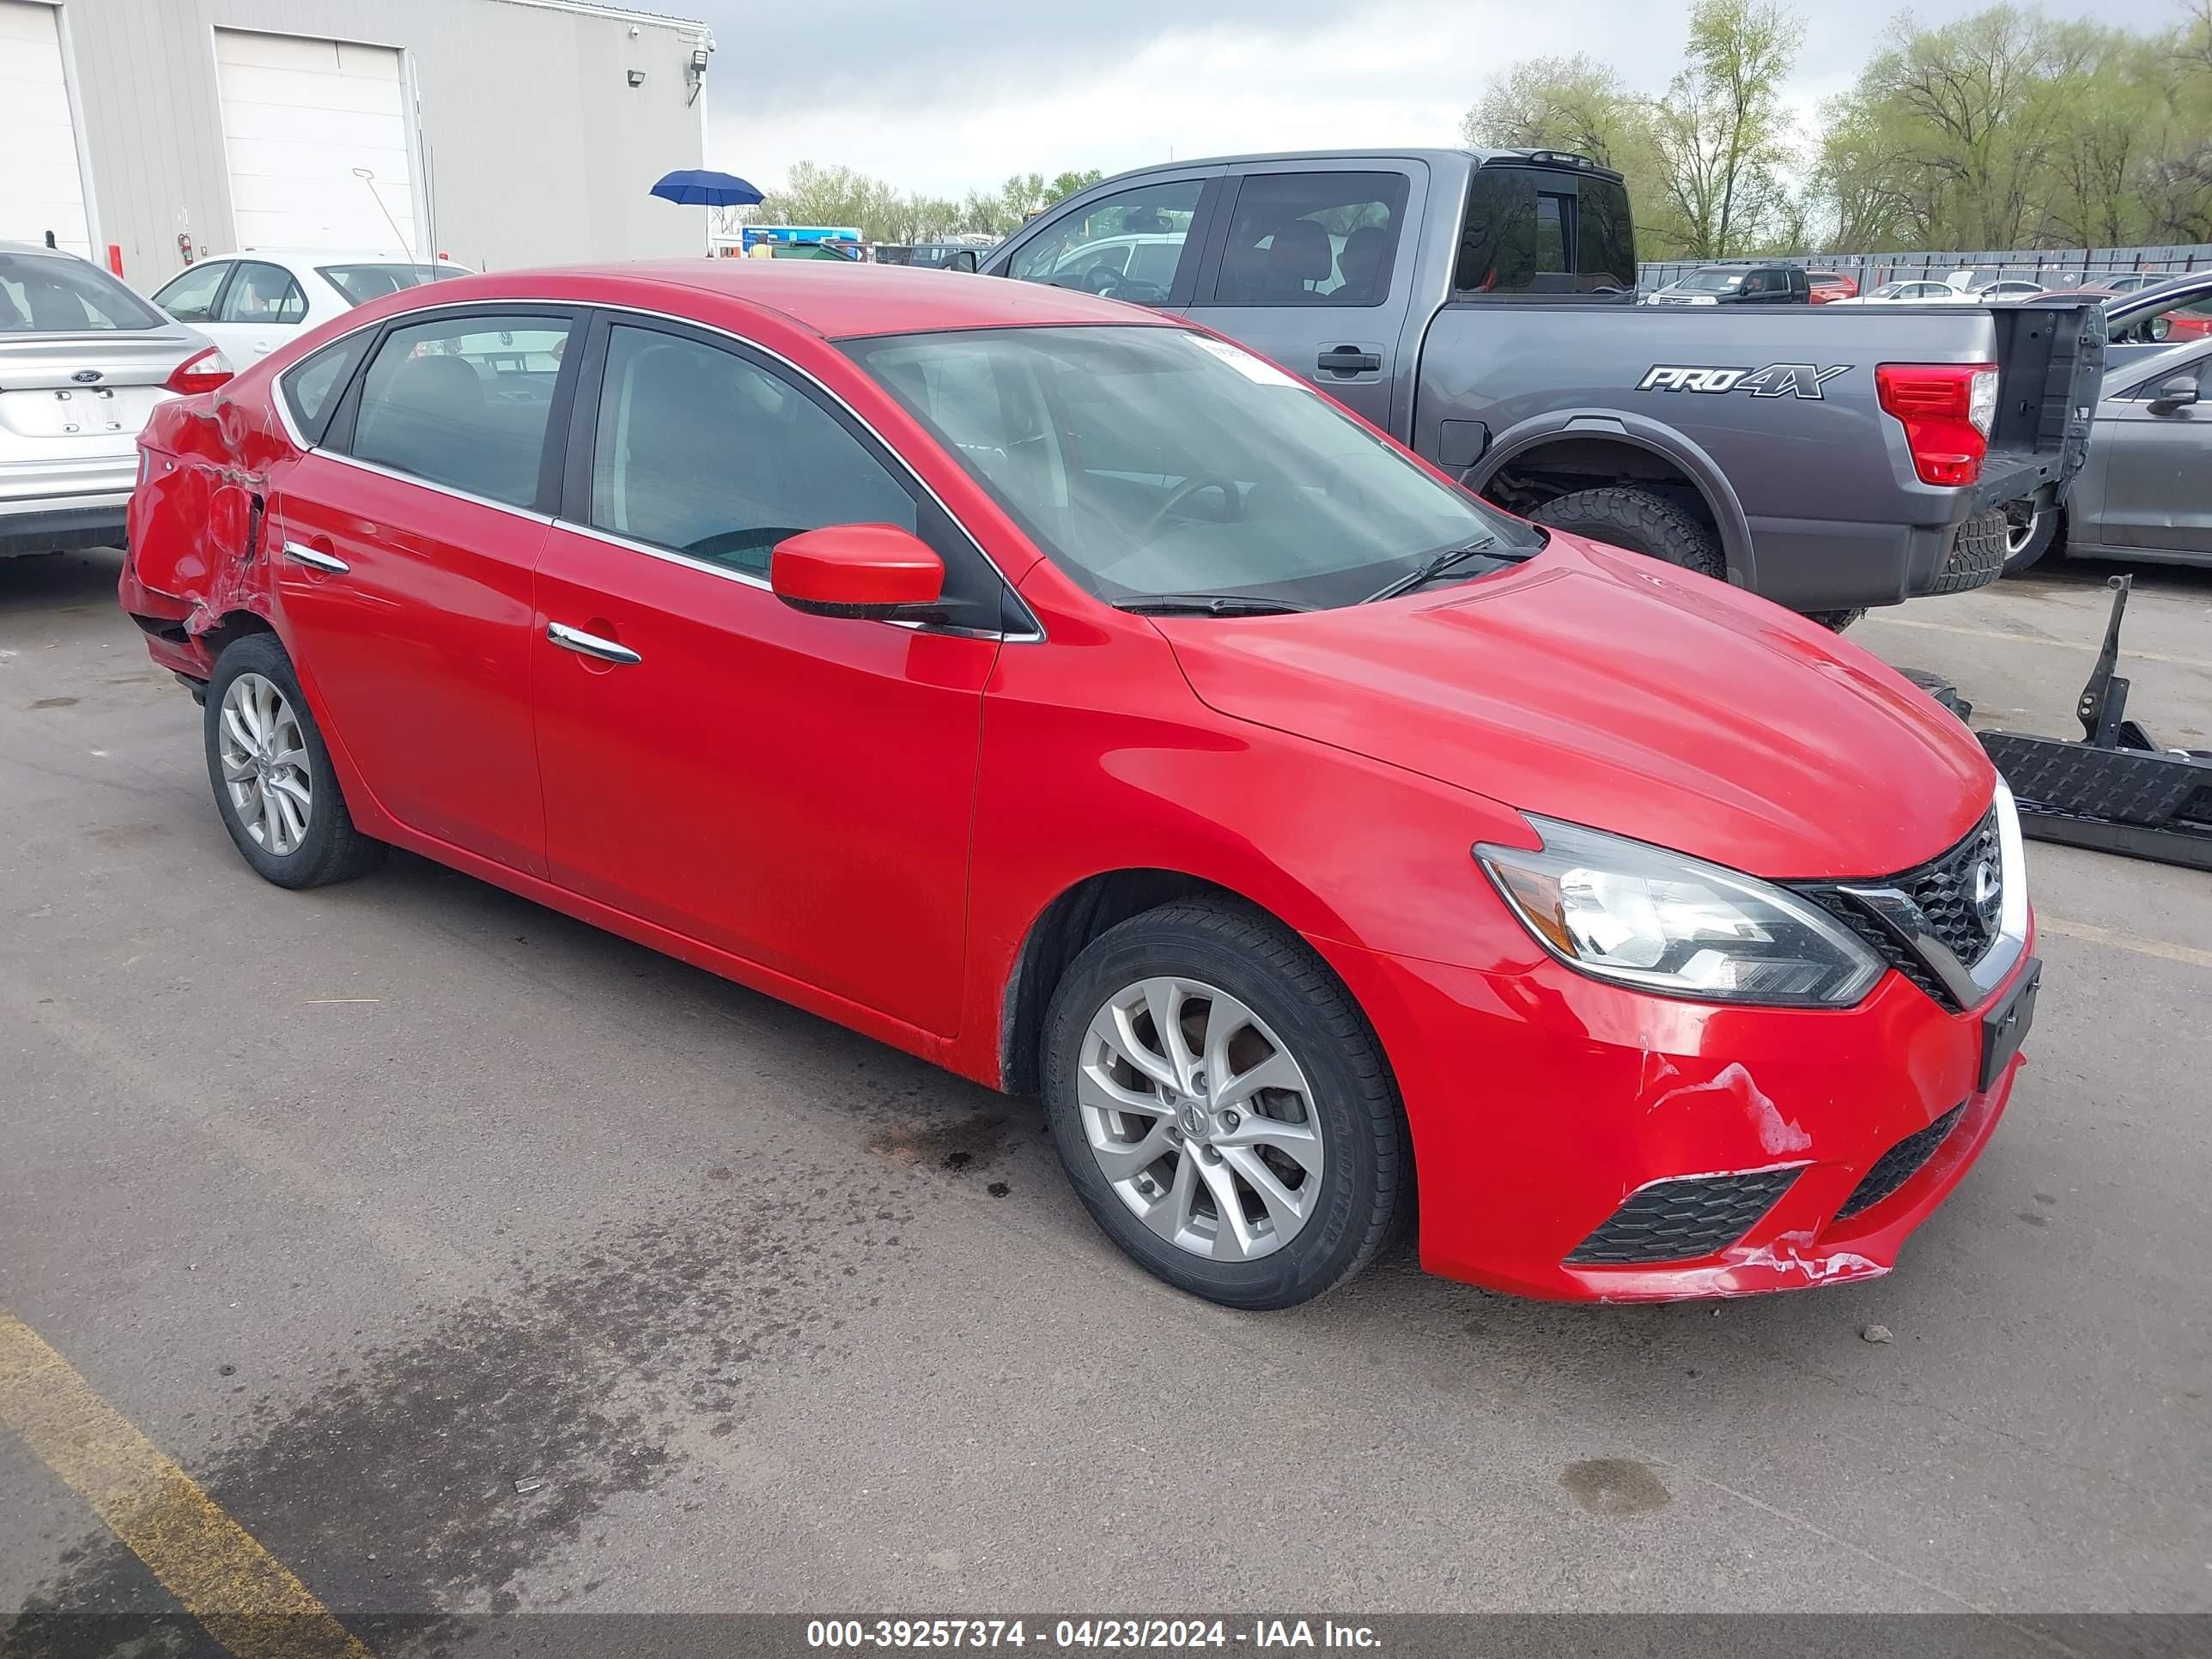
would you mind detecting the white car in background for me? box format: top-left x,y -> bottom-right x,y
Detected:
1829,279 -> 1972,306
148,250 -> 472,365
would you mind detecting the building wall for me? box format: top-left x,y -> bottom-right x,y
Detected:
50,0 -> 708,286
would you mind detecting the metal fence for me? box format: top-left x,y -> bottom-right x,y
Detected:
1638,245 -> 2212,291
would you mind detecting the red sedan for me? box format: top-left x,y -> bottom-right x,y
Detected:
118,263 -> 2039,1309
1805,270 -> 1858,304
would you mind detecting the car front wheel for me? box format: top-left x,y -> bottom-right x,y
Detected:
1042,900 -> 1409,1309
204,632 -> 382,889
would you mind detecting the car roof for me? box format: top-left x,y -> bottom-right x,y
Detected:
435,258 -> 1177,339
194,249 -> 470,268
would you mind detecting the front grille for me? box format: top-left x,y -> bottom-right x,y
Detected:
1837,1103 -> 1965,1219
1566,1168 -> 1801,1265
1799,808 -> 2002,1008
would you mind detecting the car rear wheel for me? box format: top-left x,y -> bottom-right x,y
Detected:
1999,501 -> 2060,577
204,633 -> 382,889
1529,486 -> 1728,582
1041,900 -> 1409,1309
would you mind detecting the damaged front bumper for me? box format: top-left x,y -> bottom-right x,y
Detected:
1322,929 -> 2038,1302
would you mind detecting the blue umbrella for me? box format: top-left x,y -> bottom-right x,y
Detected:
650,168 -> 763,208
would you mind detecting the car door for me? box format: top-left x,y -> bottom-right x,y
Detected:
1183,165 -> 1419,430
529,314 -> 1009,1036
2083,349 -> 2211,557
203,259 -> 308,364
266,304 -> 583,876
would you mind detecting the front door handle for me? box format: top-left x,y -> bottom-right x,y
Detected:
283,541 -> 349,574
1317,346 -> 1382,377
547,621 -> 641,665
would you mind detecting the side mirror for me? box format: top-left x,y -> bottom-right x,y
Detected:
2147,374 -> 2201,415
951,250 -> 977,273
2148,315 -> 2173,342
771,524 -> 945,619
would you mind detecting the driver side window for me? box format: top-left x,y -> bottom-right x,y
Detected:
1009,179 -> 1204,303
587,323 -> 916,575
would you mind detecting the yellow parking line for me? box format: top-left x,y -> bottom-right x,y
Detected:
0,1310 -> 373,1659
1863,613 -> 2212,672
2039,915 -> 2212,970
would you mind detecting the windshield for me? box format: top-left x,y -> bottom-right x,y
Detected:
843,325 -> 1540,611
1679,269 -> 1745,292
317,263 -> 459,306
0,252 -> 167,332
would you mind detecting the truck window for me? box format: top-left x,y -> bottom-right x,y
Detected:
1211,172 -> 1411,307
1455,167 -> 1635,298
1009,179 -> 1204,304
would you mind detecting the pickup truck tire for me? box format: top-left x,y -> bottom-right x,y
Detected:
1528,488 -> 1727,584
1041,898 -> 1410,1310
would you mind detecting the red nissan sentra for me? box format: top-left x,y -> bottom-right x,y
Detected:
119,263 -> 2039,1310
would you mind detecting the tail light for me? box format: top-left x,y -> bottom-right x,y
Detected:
165,346 -> 234,395
1876,362 -> 1999,486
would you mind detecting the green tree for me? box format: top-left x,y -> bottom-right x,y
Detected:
1649,0 -> 1805,258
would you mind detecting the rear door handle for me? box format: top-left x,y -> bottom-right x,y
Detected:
1317,346 -> 1382,377
283,541 -> 349,574
547,621 -> 641,665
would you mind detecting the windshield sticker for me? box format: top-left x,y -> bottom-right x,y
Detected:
1638,363 -> 1853,398
1188,335 -> 1305,389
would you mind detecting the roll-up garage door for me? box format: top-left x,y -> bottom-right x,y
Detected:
0,1 -> 92,256
214,28 -> 419,253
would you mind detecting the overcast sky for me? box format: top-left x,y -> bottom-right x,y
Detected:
693,0 -> 2185,200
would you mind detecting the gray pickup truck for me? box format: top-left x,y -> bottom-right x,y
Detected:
979,149 -> 2103,623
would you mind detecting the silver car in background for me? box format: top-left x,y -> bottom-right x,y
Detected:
1,242 -> 229,558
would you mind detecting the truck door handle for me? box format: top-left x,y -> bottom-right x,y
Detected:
547,621 -> 641,665
283,541 -> 349,574
1317,347 -> 1382,376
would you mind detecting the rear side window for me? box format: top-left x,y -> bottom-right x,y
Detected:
586,323 -> 915,574
279,334 -> 372,446
345,313 -> 574,507
1210,172 -> 1409,307
218,261 -> 307,325
153,261 -> 232,323
0,252 -> 167,332
1455,167 -> 1636,297
318,264 -> 453,307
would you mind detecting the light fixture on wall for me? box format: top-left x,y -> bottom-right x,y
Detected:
685,38 -> 713,106
627,68 -> 646,87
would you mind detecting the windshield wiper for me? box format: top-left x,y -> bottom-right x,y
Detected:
1362,538 -> 1503,604
1112,593 -> 1312,617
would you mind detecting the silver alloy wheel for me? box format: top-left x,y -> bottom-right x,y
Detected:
1078,975 -> 1324,1261
218,672 -> 313,857
2002,501 -> 2044,556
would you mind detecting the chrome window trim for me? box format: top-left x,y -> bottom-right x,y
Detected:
1839,780 -> 2029,1009
264,295 -> 1045,642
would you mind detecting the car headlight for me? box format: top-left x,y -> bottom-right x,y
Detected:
1474,817 -> 1884,1006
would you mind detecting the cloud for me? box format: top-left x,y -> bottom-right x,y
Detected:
697,0 -> 2185,198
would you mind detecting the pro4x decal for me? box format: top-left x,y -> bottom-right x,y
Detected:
1637,363 -> 1853,398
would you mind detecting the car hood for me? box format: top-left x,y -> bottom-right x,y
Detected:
1153,535 -> 1995,881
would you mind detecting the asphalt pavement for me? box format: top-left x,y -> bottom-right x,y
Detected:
1,548 -> 2207,1649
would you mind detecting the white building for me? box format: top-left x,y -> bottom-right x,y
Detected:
0,0 -> 714,289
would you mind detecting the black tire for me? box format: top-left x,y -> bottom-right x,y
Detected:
1529,486 -> 1728,582
1999,502 -> 2061,578
1803,608 -> 1865,633
1041,899 -> 1410,1310
204,632 -> 383,890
